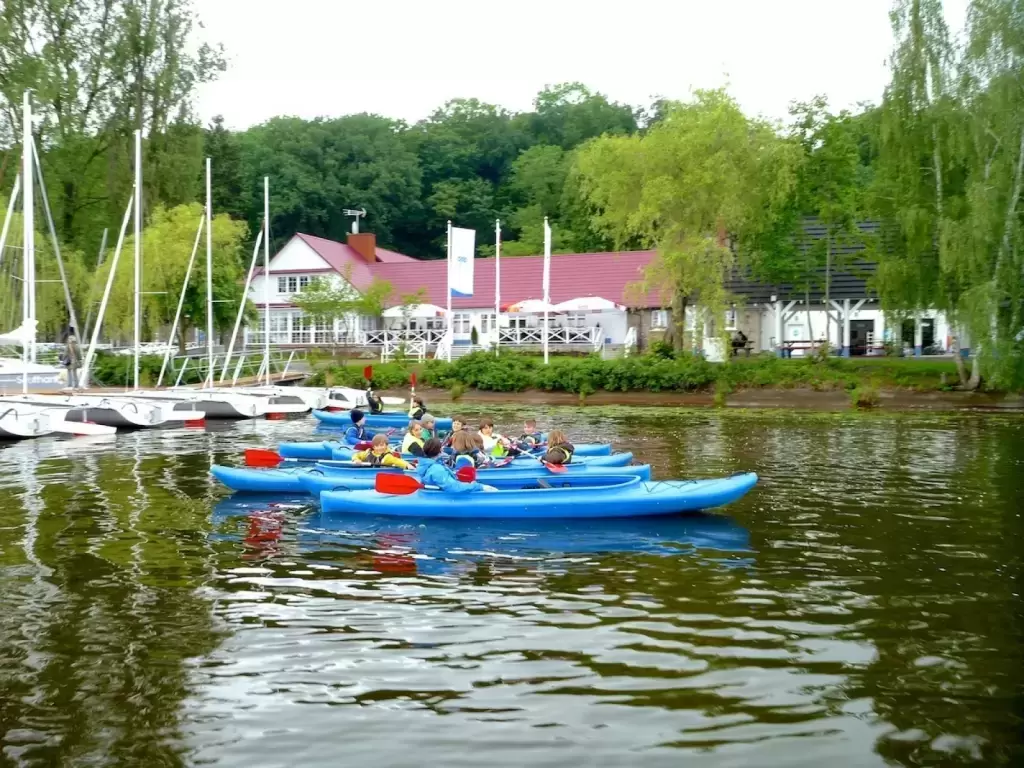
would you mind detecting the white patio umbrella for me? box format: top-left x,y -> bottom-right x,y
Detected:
382,303 -> 448,318
504,299 -> 560,313
552,296 -> 625,312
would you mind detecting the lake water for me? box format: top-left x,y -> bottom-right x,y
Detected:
0,409 -> 1021,767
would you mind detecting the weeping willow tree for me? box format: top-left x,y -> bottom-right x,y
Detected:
876,0 -> 1024,389
88,203 -> 249,346
0,193 -> 90,340
574,89 -> 800,352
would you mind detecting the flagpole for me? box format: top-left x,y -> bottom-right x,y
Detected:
446,220 -> 453,362
205,157 -> 214,387
542,216 -> 551,365
494,219 -> 501,357
263,176 -> 271,386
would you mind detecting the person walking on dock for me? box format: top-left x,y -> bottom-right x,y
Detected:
62,329 -> 82,390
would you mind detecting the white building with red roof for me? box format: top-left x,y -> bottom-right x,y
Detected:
245,230 -> 677,358
244,228 -> 953,359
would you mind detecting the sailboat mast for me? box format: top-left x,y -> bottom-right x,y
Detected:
205,157 -> 214,386
133,129 -> 142,390
22,91 -> 34,392
263,176 -> 271,386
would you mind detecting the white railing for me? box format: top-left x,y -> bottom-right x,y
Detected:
434,328 -> 453,362
623,326 -> 637,357
365,328 -> 445,346
498,325 -> 601,346
381,336 -> 428,363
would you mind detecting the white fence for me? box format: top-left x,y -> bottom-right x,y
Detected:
247,325 -> 603,352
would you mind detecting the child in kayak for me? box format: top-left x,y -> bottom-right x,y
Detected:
415,438 -> 492,493
519,418 -> 545,449
441,415 -> 470,452
448,430 -> 490,469
479,417 -> 522,458
421,414 -> 437,440
478,417 -> 505,455
408,395 -> 427,420
365,384 -> 385,414
352,434 -> 413,469
542,429 -> 574,465
345,409 -> 376,445
401,420 -> 426,457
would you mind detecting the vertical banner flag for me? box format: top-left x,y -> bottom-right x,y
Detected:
449,226 -> 476,298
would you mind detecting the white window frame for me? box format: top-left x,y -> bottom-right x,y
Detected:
566,312 -> 586,328
725,308 -> 738,330
453,313 -> 471,335
298,276 -> 311,292
651,309 -> 669,329
277,276 -> 288,293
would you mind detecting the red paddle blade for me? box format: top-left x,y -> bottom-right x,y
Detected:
363,365 -> 373,381
544,461 -> 567,473
375,473 -> 424,495
245,448 -> 281,467
410,372 -> 417,388
455,466 -> 477,482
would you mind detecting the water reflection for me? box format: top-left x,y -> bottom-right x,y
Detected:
211,494 -> 754,576
0,412 -> 1020,767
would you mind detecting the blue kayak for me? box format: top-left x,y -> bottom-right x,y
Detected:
312,409 -> 453,431
279,440 -> 342,460
211,461 -> 651,495
320,473 -> 759,519
298,463 -> 652,495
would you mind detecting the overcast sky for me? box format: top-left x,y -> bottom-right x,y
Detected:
194,0 -> 971,130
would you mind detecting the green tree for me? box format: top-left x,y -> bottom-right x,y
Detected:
875,0 -> 1024,389
576,89 -> 799,352
0,0 -> 224,252
90,203 -> 248,346
874,0 -> 970,375
526,83 -> 638,149
292,270 -> 394,349
204,115 -> 244,220
234,114 -> 424,255
0,192 -> 90,339
791,98 -> 864,344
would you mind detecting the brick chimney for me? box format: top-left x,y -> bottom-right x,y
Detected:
347,232 -> 377,263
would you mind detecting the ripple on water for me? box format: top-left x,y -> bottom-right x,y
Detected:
0,411 -> 1021,767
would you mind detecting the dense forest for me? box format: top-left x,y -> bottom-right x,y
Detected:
0,0 -> 1022,388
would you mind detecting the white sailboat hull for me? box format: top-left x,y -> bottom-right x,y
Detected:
124,390 -> 266,419
0,394 -> 169,429
0,405 -> 52,439
228,386 -> 325,410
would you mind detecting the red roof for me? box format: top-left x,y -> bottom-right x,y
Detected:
372,250 -> 663,309
255,233 -> 417,283
259,233 -> 664,308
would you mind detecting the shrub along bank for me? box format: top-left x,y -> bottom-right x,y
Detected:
89,351 -> 205,388
306,351 -> 965,395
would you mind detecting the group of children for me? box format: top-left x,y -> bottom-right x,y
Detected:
346,412 -> 576,492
